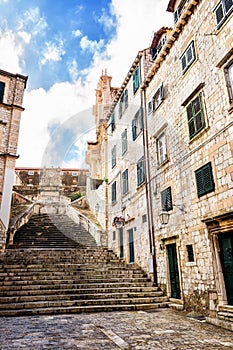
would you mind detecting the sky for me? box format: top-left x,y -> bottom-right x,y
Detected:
0,0 -> 173,168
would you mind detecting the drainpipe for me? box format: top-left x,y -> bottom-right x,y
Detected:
141,80 -> 158,287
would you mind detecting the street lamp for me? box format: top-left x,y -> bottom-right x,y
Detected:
159,211 -> 170,225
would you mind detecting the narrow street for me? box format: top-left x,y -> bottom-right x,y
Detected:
0,309 -> 232,349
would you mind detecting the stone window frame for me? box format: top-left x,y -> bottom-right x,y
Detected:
214,0 -> 233,29
132,107 -> 143,141
0,82 -> 5,104
136,156 -> 145,187
224,58 -> 233,106
148,83 -> 164,114
111,145 -> 116,169
156,131 -> 168,166
122,168 -> 129,195
121,128 -> 128,155
180,40 -> 196,74
111,181 -> 117,203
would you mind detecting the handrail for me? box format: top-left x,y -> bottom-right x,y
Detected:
7,203 -> 35,245
67,205 -> 107,247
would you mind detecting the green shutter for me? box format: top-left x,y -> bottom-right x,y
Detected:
133,67 -> 139,94
161,187 -> 173,211
195,162 -> 215,197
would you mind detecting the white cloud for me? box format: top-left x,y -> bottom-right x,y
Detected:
0,29 -> 22,73
17,0 -> 173,167
40,40 -> 66,65
18,31 -> 31,44
72,29 -> 82,38
67,59 -> 79,82
97,8 -> 115,32
18,7 -> 47,36
80,36 -> 104,53
0,0 -> 8,3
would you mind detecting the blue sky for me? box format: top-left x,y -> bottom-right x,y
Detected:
0,0 -> 172,167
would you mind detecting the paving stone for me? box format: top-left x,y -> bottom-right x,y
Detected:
0,309 -> 233,349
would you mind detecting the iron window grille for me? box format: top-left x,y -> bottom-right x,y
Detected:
181,41 -> 196,74
161,187 -> 173,211
195,162 -> 215,198
214,0 -> 233,29
186,93 -> 205,139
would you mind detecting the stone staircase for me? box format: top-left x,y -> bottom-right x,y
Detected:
0,213 -> 169,316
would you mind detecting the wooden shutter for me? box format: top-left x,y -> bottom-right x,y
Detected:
161,187 -> 173,211
132,118 -> 137,140
195,162 -> 215,197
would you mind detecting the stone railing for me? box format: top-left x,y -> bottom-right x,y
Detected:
67,205 -> 107,247
7,203 -> 36,246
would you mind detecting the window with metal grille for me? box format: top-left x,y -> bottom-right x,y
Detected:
122,169 -> 129,194
195,162 -> 215,198
214,0 -> 233,28
121,129 -> 127,155
187,245 -> 195,262
112,181 -> 116,203
133,66 -> 140,94
186,93 -> 205,139
224,60 -> 233,104
111,145 -> 116,168
180,41 -> 196,74
0,82 -> 5,103
137,157 -> 145,186
161,187 -> 173,211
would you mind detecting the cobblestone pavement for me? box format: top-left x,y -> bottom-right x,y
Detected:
0,309 -> 233,350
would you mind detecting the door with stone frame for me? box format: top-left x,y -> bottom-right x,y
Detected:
128,228 -> 135,263
119,227 -> 124,259
219,232 -> 233,305
167,243 -> 181,299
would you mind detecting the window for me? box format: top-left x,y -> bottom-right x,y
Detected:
109,112 -> 115,132
149,84 -> 164,112
137,157 -> 145,186
214,0 -> 233,28
174,0 -> 187,23
187,245 -> 195,262
112,181 -> 117,203
28,170 -> 34,175
122,169 -> 129,195
151,36 -> 167,60
224,60 -> 233,103
195,162 -> 215,198
132,108 -> 143,140
111,145 -> 116,168
142,214 -> 147,223
133,66 -> 140,94
161,187 -> 173,211
0,82 -> 5,103
181,41 -> 196,74
113,231 -> 116,241
121,129 -> 128,155
186,93 -> 205,139
157,132 -> 168,164
118,89 -> 128,119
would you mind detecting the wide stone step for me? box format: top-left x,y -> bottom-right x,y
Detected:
0,286 -> 159,297
0,302 -> 170,317
0,296 -> 169,310
0,291 -> 165,303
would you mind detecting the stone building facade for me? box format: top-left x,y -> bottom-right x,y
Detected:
141,0 -> 233,323
87,0 -> 233,327
0,69 -> 27,251
14,167 -> 88,199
